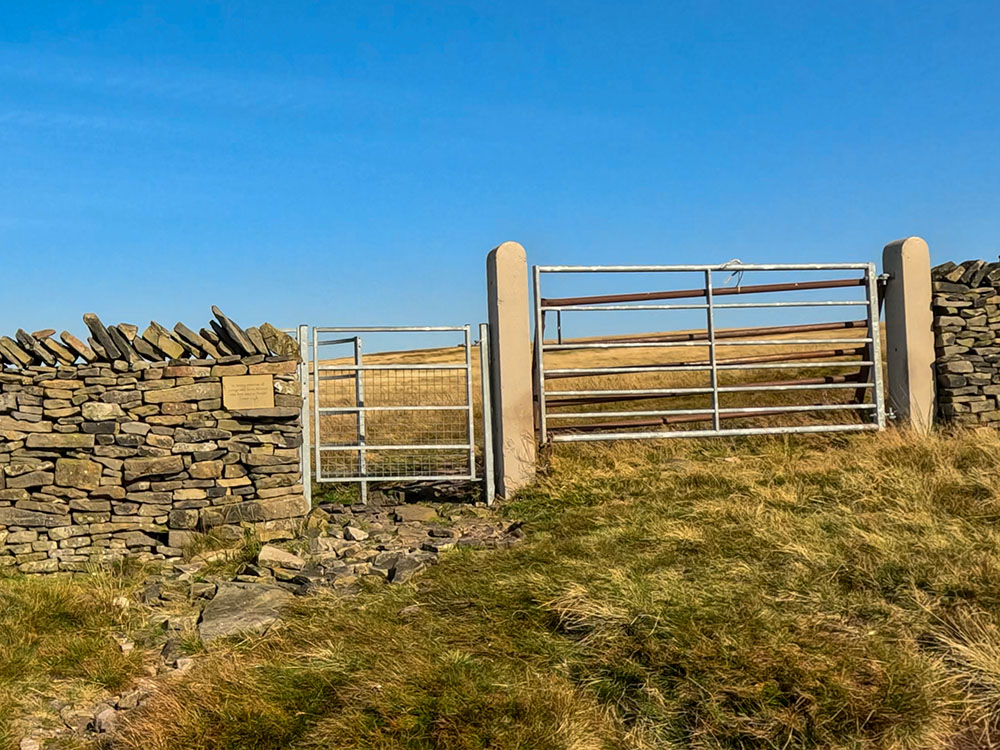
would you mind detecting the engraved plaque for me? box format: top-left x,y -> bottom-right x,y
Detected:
222,374 -> 275,410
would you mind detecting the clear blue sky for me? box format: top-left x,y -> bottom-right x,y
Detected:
1,1 -> 998,340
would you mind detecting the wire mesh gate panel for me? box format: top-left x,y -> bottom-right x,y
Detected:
533,263 -> 886,443
307,325 -> 491,503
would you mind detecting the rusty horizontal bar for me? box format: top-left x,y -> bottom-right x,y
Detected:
548,403 -> 870,432
543,337 -> 871,351
541,277 -> 864,308
552,423 -> 879,442
545,373 -> 863,406
545,319 -> 869,349
543,346 -> 867,380
552,403 -> 875,421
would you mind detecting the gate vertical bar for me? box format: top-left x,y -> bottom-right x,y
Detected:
479,322 -> 495,505
557,310 -> 563,345
533,265 -> 548,443
704,269 -> 721,430
311,326 -> 322,482
464,325 -> 476,479
298,325 -> 312,510
865,263 -> 887,428
354,337 -> 367,504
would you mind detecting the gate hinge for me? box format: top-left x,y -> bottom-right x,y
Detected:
877,273 -> 891,285
886,407 -> 898,421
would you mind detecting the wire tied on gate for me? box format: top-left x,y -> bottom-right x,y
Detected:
720,258 -> 745,291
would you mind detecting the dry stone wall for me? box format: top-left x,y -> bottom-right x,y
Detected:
931,259 -> 1000,425
0,309 -> 307,574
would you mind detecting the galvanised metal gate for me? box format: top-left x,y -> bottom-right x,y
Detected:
302,325 -> 493,503
532,263 -> 886,443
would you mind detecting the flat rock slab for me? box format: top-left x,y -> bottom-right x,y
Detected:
394,504 -> 438,523
198,582 -> 293,643
258,544 -> 305,570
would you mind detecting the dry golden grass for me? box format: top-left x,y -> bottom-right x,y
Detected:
0,565 -> 147,749
105,428 -> 1000,749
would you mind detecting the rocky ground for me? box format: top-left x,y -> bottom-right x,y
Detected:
16,495 -> 523,749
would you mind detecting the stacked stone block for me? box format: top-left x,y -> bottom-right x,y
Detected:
0,355 -> 305,573
932,259 -> 1000,425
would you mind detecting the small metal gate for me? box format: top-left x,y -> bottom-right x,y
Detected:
300,324 -> 493,503
533,263 -> 886,443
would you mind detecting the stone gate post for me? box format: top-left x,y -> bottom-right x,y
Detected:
486,241 -> 537,497
882,236 -> 935,432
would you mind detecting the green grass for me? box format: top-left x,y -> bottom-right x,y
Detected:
0,564 -> 147,748
103,428 -> 1000,749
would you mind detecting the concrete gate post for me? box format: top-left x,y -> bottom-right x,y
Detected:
486,241 -> 537,497
882,236 -> 935,432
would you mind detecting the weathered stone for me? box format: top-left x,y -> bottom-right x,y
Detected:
175,427 -> 231,442
939,360 -> 974,374
211,363 -> 247,376
0,415 -> 52,433
394,505 -> 439,523
123,455 -> 184,478
0,507 -> 67,527
49,524 -> 91,541
230,407 -> 299,419
108,325 -> 141,364
4,461 -> 54,477
42,337 -> 77,365
245,326 -> 269,356
189,460 -> 223,479
25,432 -> 95,449
55,458 -> 102,490
83,313 -> 121,360
82,401 -> 126,421
391,554 -> 425,583
249,360 -> 298,375
145,321 -> 187,359
165,530 -> 196,550
0,336 -> 32,367
260,323 -> 300,359
6,471 -> 54,489
258,544 -> 306,570
201,495 -> 305,526
146,433 -> 174,449
93,704 -> 118,733
167,508 -> 198,529
173,322 -> 220,359
198,582 -> 293,642
144,383 -> 222,403
61,331 -> 98,363
211,306 -> 256,356
15,329 -> 56,366
70,498 -> 112,511
92,485 -> 127,499
19,558 -> 59,573
119,531 -> 159,547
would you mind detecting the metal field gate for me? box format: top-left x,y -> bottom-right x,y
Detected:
532,263 -> 886,443
298,325 -> 493,504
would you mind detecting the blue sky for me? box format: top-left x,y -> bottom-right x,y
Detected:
1,1 -> 998,342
